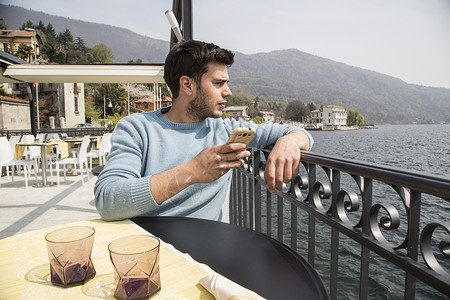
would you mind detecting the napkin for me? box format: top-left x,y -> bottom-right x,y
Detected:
49,139 -> 69,159
199,273 -> 265,300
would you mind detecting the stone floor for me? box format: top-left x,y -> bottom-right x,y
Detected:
0,169 -> 101,239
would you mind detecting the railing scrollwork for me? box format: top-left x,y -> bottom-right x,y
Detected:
230,149 -> 450,299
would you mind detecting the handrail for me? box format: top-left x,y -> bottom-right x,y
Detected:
229,148 -> 450,300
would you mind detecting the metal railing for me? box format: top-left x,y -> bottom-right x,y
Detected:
229,148 -> 450,299
0,128 -> 112,139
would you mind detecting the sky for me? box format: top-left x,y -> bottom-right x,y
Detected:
1,0 -> 450,89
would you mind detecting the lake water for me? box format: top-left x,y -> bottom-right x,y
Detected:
310,124 -> 450,178
278,124 -> 449,299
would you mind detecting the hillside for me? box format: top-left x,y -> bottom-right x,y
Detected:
2,4 -> 450,124
230,50 -> 450,124
0,4 -> 169,63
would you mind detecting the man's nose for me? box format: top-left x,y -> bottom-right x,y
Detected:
223,84 -> 232,97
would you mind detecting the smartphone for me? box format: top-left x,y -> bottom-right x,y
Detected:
227,127 -> 256,148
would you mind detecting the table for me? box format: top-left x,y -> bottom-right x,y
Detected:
16,142 -> 58,187
132,216 -> 330,300
0,218 -> 329,299
0,219 -> 216,299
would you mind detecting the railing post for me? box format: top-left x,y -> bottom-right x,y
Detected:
277,195 -> 284,243
266,189 -> 272,237
307,162 -> 317,267
330,169 -> 341,300
359,177 -> 373,300
405,190 -> 421,300
252,150 -> 262,232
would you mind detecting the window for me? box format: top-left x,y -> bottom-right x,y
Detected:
2,43 -> 9,53
74,96 -> 79,113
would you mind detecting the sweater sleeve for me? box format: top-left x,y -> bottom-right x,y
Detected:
94,117 -> 160,221
224,118 -> 314,151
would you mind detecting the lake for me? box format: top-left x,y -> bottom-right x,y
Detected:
309,124 -> 450,178
284,124 -> 449,299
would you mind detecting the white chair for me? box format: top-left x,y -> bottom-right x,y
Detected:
86,133 -> 112,168
55,135 -> 91,186
36,133 -> 46,142
8,135 -> 22,174
19,134 -> 35,160
0,137 -> 38,188
46,133 -> 60,140
8,135 -> 21,153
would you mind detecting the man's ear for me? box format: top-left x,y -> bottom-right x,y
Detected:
179,76 -> 195,96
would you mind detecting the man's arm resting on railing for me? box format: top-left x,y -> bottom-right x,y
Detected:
264,130 -> 311,193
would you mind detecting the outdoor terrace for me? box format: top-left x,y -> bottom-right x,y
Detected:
1,146 -> 449,299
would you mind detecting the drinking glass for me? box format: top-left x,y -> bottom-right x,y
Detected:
108,235 -> 161,300
45,226 -> 96,286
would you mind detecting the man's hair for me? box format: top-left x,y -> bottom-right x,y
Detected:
164,40 -> 235,99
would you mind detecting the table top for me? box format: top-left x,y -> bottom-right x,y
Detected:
132,216 -> 330,300
17,142 -> 58,146
0,219 -> 217,299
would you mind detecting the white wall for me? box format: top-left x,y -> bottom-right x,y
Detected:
0,102 -> 31,130
63,83 -> 86,128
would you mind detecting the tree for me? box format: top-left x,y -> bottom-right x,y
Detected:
107,113 -> 125,129
0,18 -> 9,29
222,111 -> 230,120
258,100 -> 288,118
128,59 -> 143,64
88,43 -> 114,64
227,92 -> 254,106
347,109 -> 365,126
92,83 -> 128,117
20,21 -> 34,30
57,28 -> 74,52
252,116 -> 264,124
15,43 -> 33,61
84,95 -> 101,121
285,100 -> 310,122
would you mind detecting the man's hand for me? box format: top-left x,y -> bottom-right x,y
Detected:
150,143 -> 250,204
190,143 -> 250,183
264,130 -> 310,193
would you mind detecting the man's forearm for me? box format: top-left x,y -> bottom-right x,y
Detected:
149,143 -> 250,204
149,162 -> 196,204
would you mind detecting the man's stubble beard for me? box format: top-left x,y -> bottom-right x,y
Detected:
187,88 -> 221,122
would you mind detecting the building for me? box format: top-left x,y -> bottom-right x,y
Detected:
0,95 -> 31,130
259,110 -> 275,123
223,106 -> 249,121
1,82 -> 86,129
308,105 -> 347,129
135,96 -> 172,111
309,109 -> 323,125
322,105 -> 347,128
0,30 -> 40,63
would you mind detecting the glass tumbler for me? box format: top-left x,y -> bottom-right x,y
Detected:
108,235 -> 161,300
45,226 -> 96,286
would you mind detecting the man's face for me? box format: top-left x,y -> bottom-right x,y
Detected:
187,61 -> 232,122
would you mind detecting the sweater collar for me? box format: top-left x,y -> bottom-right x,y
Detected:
156,107 -> 208,129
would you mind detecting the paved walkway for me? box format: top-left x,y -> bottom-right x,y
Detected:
0,170 -> 101,239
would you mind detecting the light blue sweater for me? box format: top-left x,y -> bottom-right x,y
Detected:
94,107 -> 313,221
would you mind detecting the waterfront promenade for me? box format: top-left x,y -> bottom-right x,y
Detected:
0,171 -> 100,239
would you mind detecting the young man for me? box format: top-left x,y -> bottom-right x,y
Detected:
94,40 -> 313,221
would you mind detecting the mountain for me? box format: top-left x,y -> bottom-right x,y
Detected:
229,50 -> 450,124
2,4 -> 450,124
0,4 -> 169,63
